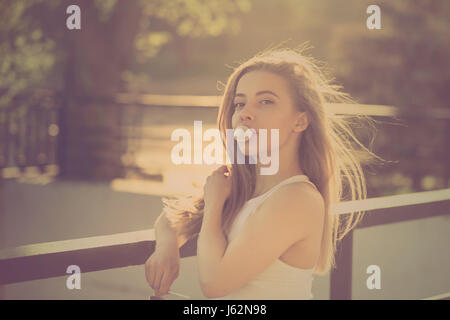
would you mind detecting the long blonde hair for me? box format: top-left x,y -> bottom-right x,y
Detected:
162,45 -> 381,275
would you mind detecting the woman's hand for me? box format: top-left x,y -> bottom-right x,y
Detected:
203,165 -> 232,212
144,242 -> 180,297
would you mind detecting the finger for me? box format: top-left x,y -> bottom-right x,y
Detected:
154,268 -> 163,293
223,165 -> 232,174
158,271 -> 172,296
145,261 -> 153,286
148,262 -> 157,288
144,263 -> 151,285
222,168 -> 231,177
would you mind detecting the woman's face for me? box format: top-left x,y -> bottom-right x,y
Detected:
231,70 -> 306,157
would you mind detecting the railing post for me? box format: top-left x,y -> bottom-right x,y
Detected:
56,93 -> 67,178
330,228 -> 353,300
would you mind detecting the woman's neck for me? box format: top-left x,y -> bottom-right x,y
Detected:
253,144 -> 304,198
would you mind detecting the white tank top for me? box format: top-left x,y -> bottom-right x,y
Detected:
210,174 -> 318,300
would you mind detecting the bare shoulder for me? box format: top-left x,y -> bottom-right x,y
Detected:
254,181 -> 325,232
281,182 -> 323,215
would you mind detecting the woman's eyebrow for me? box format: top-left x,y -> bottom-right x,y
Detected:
235,90 -> 280,99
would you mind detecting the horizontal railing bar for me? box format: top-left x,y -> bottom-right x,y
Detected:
116,93 -> 221,108
116,93 -> 398,116
1,188 -> 448,285
422,291 -> 450,300
332,188 -> 450,214
0,230 -> 198,285
0,230 -> 155,260
114,93 -> 450,119
334,188 -> 450,229
355,198 -> 450,229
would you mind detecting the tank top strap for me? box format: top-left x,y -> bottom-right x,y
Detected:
249,175 -> 317,205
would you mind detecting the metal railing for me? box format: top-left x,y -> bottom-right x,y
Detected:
0,91 -> 61,179
2,92 -> 449,184
1,188 -> 449,299
1,92 -> 449,299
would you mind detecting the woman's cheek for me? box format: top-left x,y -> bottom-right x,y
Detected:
231,112 -> 238,128
266,126 -> 284,153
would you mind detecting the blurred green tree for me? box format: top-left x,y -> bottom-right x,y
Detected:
329,0 -> 450,194
0,0 -> 251,180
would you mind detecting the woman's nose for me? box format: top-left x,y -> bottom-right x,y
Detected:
239,106 -> 254,122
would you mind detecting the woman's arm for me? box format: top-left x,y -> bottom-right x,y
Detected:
197,202 -> 228,297
197,183 -> 324,298
146,212 -> 187,296
154,212 -> 189,250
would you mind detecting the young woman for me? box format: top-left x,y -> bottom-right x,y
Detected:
145,46 -> 380,299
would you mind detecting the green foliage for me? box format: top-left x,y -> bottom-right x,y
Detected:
328,0 -> 450,193
0,0 -> 252,104
0,0 -> 57,109
93,0 -> 117,22
141,0 -> 251,37
1,0 -> 448,191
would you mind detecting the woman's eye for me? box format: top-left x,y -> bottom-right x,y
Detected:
234,100 -> 273,109
234,99 -> 273,108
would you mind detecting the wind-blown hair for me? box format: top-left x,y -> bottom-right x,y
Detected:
162,45 -> 381,275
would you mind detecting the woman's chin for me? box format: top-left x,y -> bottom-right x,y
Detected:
238,138 -> 270,153
237,142 -> 259,158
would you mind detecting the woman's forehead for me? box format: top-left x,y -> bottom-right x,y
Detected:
235,70 -> 288,97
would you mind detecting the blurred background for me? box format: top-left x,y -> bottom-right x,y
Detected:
0,0 -> 449,299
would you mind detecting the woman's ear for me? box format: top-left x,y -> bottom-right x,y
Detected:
293,112 -> 309,132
